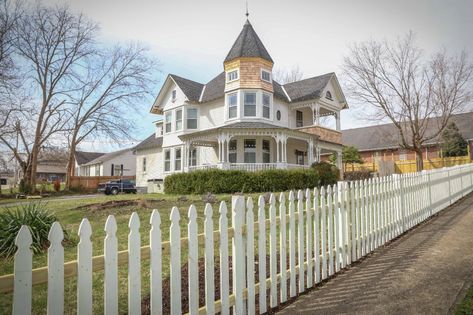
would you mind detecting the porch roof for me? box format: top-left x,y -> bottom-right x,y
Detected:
179,121 -> 319,143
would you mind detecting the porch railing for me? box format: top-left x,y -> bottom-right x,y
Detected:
228,163 -> 278,171
188,163 -> 310,172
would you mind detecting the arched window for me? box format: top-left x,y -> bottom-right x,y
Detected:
325,91 -> 332,100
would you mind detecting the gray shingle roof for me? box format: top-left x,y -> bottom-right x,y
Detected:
201,72 -> 226,102
169,74 -> 204,102
342,112 -> 473,151
224,20 -> 273,63
283,73 -> 334,103
74,151 -> 105,165
84,148 -> 132,166
134,134 -> 163,151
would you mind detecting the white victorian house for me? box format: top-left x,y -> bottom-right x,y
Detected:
135,19 -> 347,192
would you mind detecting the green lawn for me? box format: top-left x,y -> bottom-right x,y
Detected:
0,192 -> 243,313
456,283 -> 473,315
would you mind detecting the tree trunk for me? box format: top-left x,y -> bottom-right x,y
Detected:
415,148 -> 424,172
65,141 -> 77,191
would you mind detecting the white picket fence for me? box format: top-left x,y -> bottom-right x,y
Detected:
2,164 -> 473,314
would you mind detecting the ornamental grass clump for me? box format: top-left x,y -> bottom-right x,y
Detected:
0,202 -> 68,258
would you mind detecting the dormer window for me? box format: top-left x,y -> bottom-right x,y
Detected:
171,90 -> 177,102
261,69 -> 271,83
325,91 -> 333,100
227,70 -> 239,82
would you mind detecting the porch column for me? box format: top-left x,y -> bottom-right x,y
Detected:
282,135 -> 288,163
217,136 -> 222,162
336,150 -> 343,179
335,110 -> 341,131
276,138 -> 280,163
313,103 -> 320,126
316,146 -> 321,162
225,135 -> 231,164
183,141 -> 189,171
308,139 -> 314,165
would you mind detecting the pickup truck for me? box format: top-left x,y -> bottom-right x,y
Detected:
98,179 -> 137,195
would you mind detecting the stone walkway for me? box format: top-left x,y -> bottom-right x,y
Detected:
276,192 -> 473,315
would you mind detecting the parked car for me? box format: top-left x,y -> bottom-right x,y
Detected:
98,179 -> 137,195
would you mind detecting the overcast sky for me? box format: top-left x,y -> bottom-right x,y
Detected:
42,0 -> 473,151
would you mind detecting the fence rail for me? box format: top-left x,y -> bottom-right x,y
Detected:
2,164 -> 473,314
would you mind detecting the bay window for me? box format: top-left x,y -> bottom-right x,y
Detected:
244,92 -> 256,117
262,93 -> 271,119
228,93 -> 238,119
175,109 -> 182,131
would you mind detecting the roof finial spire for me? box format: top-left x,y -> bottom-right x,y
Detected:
245,0 -> 249,19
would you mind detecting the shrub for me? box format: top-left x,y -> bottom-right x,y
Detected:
311,161 -> 340,186
53,179 -> 61,192
0,202 -> 68,258
164,167 -> 339,195
344,170 -> 372,181
18,179 -> 32,195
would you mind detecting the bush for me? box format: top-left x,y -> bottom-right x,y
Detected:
53,179 -> 61,192
344,170 -> 372,181
164,167 -> 339,195
18,179 -> 32,195
311,161 -> 340,186
0,202 -> 69,258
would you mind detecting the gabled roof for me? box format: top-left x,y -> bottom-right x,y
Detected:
169,74 -> 204,102
74,151 -> 105,165
342,112 -> 473,151
83,148 -> 132,166
134,134 -> 163,151
200,72 -> 226,103
283,73 -> 334,103
224,20 -> 273,63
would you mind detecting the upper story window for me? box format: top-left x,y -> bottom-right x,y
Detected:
262,140 -> 270,163
174,148 -> 182,171
229,140 -> 237,163
175,109 -> 182,131
187,108 -> 198,129
165,112 -> 172,133
261,69 -> 271,83
244,92 -> 256,117
296,110 -> 303,127
244,139 -> 256,163
325,91 -> 332,100
227,70 -> 239,82
164,149 -> 171,172
262,93 -> 271,119
171,89 -> 177,102
228,93 -> 238,119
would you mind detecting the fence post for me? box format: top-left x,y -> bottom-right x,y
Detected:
232,195 -> 245,315
13,226 -> 33,315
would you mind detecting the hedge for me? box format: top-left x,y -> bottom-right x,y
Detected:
164,163 -> 339,195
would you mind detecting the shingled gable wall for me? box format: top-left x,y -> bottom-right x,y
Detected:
298,125 -> 342,145
224,57 -> 274,93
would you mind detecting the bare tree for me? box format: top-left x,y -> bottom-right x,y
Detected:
273,65 -> 303,84
343,32 -> 473,171
65,44 -> 157,189
2,4 -> 98,191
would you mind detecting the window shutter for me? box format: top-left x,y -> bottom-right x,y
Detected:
111,164 -> 114,176
120,164 -> 124,176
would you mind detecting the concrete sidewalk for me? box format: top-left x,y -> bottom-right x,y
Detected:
276,192 -> 473,315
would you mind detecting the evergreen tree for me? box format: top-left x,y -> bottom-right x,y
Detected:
440,122 -> 468,157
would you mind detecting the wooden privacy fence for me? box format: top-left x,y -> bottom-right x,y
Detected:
2,164 -> 473,314
69,175 -> 135,190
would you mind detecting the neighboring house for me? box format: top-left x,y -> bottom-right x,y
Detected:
134,131 -> 164,193
77,148 -> 136,177
341,112 -> 473,163
74,151 -> 105,176
36,149 -> 68,182
135,18 -> 348,192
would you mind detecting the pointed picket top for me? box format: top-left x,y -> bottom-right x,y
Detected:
297,190 -> 303,201
306,188 -> 311,200
269,193 -> 276,206
188,204 -> 197,221
247,196 -> 254,210
258,195 -> 265,207
48,222 -> 64,244
205,203 -> 213,219
279,192 -> 286,203
105,215 -> 117,234
289,190 -> 295,202
150,209 -> 161,227
78,218 -> 92,239
320,186 -> 325,196
327,185 -> 332,195
313,187 -> 319,198
129,212 -> 140,230
219,201 -> 228,216
16,225 -> 32,247
170,206 -> 180,222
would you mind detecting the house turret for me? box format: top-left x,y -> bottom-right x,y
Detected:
223,20 -> 274,93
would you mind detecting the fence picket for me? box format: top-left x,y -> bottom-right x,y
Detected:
104,215 -> 118,315
327,186 -> 334,276
188,205 -> 199,315
13,226 -> 32,315
232,196 -> 245,315
320,187 -> 327,280
288,190 -> 297,296
258,195 -> 267,312
77,219 -> 92,315
297,190 -> 305,292
246,198 -> 255,315
334,185 -> 340,273
350,182 -> 356,263
47,222 -> 64,315
269,193 -> 278,307
150,210 -> 162,315
204,204 -> 215,315
170,207 -> 182,315
128,212 -> 141,315
305,188 -> 313,288
219,202 -> 230,315
279,192 -> 288,302
313,188 -> 321,284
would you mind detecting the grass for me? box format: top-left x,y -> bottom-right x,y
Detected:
456,283 -> 473,315
0,192 -> 241,313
